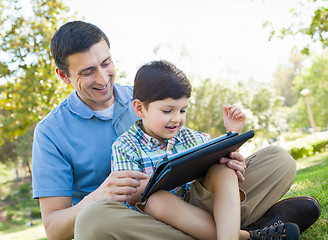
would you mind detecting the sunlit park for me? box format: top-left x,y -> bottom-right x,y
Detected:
0,0 -> 328,239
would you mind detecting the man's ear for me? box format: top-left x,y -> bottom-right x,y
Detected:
133,99 -> 145,118
56,67 -> 71,85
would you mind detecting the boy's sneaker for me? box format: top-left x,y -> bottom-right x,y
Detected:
248,222 -> 300,240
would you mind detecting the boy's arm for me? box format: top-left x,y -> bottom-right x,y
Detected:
221,104 -> 247,182
222,104 -> 246,134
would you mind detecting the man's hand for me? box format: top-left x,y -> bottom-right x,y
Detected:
86,170 -> 148,202
39,170 -> 147,240
223,104 -> 246,134
219,151 -> 246,182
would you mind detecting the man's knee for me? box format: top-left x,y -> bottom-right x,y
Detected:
262,145 -> 296,174
75,199 -> 127,240
248,145 -> 296,174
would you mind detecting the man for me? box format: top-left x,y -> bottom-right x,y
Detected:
32,21 -> 320,240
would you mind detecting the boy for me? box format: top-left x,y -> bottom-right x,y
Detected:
111,60 -> 300,240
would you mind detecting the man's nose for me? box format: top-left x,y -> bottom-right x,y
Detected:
95,68 -> 108,85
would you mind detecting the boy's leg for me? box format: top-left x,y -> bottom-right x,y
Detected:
144,190 -> 216,240
74,199 -> 195,240
201,163 -> 241,240
239,146 -> 296,228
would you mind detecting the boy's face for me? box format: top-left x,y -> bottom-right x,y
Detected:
141,97 -> 189,144
56,39 -> 116,111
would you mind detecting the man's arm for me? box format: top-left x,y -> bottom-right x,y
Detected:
40,170 -> 147,240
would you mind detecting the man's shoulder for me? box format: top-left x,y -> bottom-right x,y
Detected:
113,84 -> 134,103
35,97 -> 75,135
38,99 -> 69,125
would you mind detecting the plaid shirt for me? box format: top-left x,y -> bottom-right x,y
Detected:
111,120 -> 210,201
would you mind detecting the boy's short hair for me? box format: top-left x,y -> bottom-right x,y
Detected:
50,21 -> 110,76
133,60 -> 192,107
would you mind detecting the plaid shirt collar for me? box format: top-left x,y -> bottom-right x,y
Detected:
130,119 -> 184,151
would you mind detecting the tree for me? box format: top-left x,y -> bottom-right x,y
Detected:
290,50 -> 328,130
273,48 -> 305,106
265,0 -> 328,54
0,0 -> 76,170
186,77 -> 287,140
0,0 -> 75,148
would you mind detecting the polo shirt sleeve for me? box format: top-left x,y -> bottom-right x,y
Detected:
111,138 -> 141,172
32,122 -> 73,199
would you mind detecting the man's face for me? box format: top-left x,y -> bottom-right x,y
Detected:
57,39 -> 116,111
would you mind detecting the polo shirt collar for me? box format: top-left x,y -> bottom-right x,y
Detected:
67,90 -> 95,119
67,84 -> 130,120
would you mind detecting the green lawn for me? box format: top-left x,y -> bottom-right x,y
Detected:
0,152 -> 327,240
285,152 -> 328,240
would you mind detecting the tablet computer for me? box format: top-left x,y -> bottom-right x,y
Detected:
141,130 -> 254,202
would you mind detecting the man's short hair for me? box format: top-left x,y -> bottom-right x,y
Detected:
50,21 -> 110,76
133,60 -> 192,107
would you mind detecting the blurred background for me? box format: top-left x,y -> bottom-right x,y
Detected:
0,0 -> 327,239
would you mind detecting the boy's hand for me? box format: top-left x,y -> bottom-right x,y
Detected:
223,104 -> 246,134
220,151 -> 246,182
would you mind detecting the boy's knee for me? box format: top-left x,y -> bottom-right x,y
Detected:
207,163 -> 235,181
202,163 -> 236,192
145,190 -> 171,217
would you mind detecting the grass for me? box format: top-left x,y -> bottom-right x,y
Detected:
285,152 -> 328,240
0,152 -> 327,240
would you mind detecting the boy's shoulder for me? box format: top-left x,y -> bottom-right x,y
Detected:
112,123 -> 141,150
178,127 -> 211,142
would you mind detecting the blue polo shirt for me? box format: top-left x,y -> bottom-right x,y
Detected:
32,84 -> 139,205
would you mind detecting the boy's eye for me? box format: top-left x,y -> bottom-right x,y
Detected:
180,109 -> 186,113
162,110 -> 171,113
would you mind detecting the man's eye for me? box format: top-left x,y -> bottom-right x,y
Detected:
81,69 -> 94,76
102,61 -> 110,67
102,58 -> 111,67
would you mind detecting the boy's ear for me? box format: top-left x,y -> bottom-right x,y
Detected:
133,99 -> 145,118
56,67 -> 71,85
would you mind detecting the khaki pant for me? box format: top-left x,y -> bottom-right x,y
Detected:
75,146 -> 296,240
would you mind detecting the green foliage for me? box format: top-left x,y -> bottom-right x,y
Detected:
273,49 -> 305,107
266,0 -> 328,54
0,0 -> 75,148
288,138 -> 328,160
0,178 -> 40,230
186,78 -> 287,140
290,50 -> 328,130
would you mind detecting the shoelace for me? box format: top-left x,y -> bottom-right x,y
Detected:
251,224 -> 286,240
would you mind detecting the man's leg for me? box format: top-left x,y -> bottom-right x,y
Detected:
74,199 -> 195,240
239,145 -> 296,228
